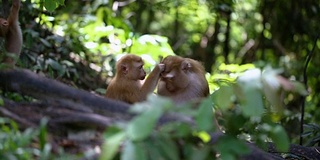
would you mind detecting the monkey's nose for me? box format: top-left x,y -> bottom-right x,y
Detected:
163,73 -> 174,79
163,76 -> 174,82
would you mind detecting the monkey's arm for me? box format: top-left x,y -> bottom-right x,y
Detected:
8,0 -> 20,24
4,0 -> 22,65
140,64 -> 164,98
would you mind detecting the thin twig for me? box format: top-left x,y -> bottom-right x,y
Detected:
300,35 -> 319,145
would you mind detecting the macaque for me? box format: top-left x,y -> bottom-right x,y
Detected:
105,54 -> 165,104
157,55 -> 209,104
0,0 -> 22,66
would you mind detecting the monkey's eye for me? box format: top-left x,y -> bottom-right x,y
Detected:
163,69 -> 170,73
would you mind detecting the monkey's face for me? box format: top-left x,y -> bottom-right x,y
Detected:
117,55 -> 147,81
130,62 -> 146,80
160,57 -> 190,92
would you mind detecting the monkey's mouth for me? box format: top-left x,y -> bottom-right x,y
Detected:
140,75 -> 146,80
165,83 -> 176,92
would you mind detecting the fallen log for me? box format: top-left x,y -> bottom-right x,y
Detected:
0,69 -> 131,119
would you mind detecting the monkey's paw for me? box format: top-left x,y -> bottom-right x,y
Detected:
158,63 -> 165,72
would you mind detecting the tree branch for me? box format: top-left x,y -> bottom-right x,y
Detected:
0,69 -> 131,119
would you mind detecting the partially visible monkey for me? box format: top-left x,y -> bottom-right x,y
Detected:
0,0 -> 22,66
105,54 -> 165,104
157,55 -> 209,104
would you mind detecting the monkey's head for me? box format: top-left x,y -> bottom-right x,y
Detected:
160,56 -> 196,92
116,54 -> 146,80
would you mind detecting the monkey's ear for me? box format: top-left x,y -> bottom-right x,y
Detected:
120,64 -> 129,74
181,60 -> 191,71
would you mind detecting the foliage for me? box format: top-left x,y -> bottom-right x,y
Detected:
302,123 -> 320,147
1,0 -> 320,158
100,96 -> 220,160
0,117 -> 76,160
100,65 -> 307,159
43,0 -> 65,12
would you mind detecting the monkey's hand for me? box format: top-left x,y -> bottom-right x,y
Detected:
158,63 -> 165,72
12,0 -> 20,8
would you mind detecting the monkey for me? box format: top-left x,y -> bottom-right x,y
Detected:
0,0 -> 22,66
156,56 -> 223,130
157,55 -> 209,104
105,54 -> 165,104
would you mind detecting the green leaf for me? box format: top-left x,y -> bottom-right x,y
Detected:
160,122 -> 192,138
39,118 -> 49,150
39,38 -> 52,47
156,135 -> 179,160
291,81 -> 308,96
218,63 -> 255,73
215,135 -> 250,159
183,143 -> 211,160
236,68 -> 265,117
0,97 -> 4,106
189,146 -> 211,160
56,0 -> 65,5
121,140 -> 147,160
100,131 -> 126,160
262,73 -> 282,111
212,85 -> 234,110
304,123 -> 320,131
241,87 -> 264,117
20,128 -> 35,146
44,0 -> 58,12
95,88 -> 106,95
225,114 -> 246,135
127,105 -> 164,141
46,59 -> 65,77
196,97 -> 214,131
144,140 -> 163,159
301,131 -> 313,138
130,95 -> 173,114
196,131 -> 211,143
269,125 -> 289,152
219,153 -> 236,160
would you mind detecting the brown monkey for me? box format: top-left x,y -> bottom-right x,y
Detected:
0,0 -> 22,66
105,54 -> 165,104
157,55 -> 209,104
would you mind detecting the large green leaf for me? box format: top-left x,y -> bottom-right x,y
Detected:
144,140 -> 163,159
99,131 -> 126,160
212,85 -> 234,110
121,140 -> 147,160
44,0 -> 58,12
215,135 -> 250,159
160,122 -> 193,138
261,67 -> 283,112
196,97 -> 214,131
269,125 -> 289,152
241,88 -> 264,117
182,143 -> 211,160
236,69 -> 264,117
155,135 -> 179,160
126,104 -> 164,141
39,118 -> 49,150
